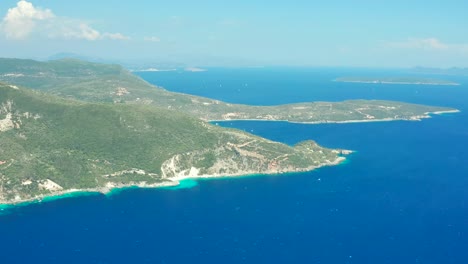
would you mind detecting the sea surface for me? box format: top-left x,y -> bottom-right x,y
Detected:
1,68 -> 467,263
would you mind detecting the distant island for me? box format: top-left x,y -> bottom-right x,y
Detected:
335,77 -> 460,86
0,58 -> 460,205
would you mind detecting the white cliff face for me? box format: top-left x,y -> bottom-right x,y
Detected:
38,179 -> 63,191
0,100 -> 42,133
0,113 -> 14,132
160,153 -> 202,179
0,101 -> 14,132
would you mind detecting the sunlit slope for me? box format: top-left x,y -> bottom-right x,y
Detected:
0,83 -> 342,203
0,58 -> 457,123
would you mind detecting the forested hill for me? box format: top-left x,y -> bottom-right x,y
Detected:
0,58 -> 457,123
0,83 -> 342,204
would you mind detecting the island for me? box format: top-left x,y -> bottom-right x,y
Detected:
0,58 -> 460,205
334,77 -> 460,86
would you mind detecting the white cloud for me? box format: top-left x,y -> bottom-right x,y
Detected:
62,23 -> 101,41
2,0 -> 54,39
144,36 -> 161,42
104,33 -> 131,40
1,1 -> 129,41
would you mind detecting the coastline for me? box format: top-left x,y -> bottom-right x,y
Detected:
0,156 -> 350,209
0,181 -> 179,210
171,156 -> 348,183
210,109 -> 461,125
427,109 -> 461,115
2,108 -> 459,209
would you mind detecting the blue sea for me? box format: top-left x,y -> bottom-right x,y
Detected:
1,68 -> 467,263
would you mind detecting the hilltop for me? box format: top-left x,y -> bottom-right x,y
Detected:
0,58 -> 458,123
0,83 -> 344,204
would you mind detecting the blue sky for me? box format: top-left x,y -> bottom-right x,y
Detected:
0,0 -> 467,67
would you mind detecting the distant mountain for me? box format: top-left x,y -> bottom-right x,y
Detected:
47,53 -> 187,71
47,52 -> 101,62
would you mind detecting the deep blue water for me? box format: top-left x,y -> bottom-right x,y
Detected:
1,68 -> 467,263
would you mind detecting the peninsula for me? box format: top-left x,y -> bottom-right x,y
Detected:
0,59 -> 459,123
0,83 -> 348,204
0,58 -> 460,205
334,77 -> 460,86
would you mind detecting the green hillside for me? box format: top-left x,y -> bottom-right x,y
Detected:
0,58 -> 457,123
0,83 -> 343,204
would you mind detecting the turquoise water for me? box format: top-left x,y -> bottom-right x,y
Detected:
0,68 -> 467,263
164,179 -> 199,189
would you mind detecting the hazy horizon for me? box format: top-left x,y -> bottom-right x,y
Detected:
1,0 -> 467,68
